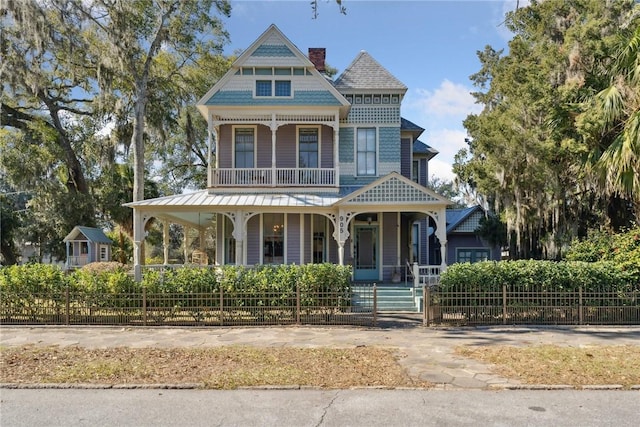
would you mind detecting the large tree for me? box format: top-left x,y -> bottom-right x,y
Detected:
456,0 -> 638,260
1,0 -> 232,265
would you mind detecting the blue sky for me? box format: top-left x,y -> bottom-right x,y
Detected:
222,0 -> 523,181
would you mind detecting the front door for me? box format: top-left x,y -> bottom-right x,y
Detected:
354,225 -> 379,281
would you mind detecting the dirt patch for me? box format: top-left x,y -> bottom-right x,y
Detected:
0,345 -> 430,389
456,344 -> 640,389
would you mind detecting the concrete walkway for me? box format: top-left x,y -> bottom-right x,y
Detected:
2,317 -> 639,390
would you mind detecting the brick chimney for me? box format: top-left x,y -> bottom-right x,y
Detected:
308,48 -> 326,73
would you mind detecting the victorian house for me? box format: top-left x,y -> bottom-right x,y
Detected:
126,25 -> 452,283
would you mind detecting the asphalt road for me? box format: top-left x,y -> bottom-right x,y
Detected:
1,389 -> 639,426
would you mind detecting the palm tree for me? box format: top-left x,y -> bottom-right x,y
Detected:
592,23 -> 640,216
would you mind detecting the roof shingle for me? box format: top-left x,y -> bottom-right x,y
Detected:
334,51 -> 407,91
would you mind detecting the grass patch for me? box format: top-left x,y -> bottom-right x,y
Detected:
456,344 -> 640,389
0,345 -> 430,389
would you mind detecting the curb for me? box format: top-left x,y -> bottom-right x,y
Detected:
2,383 -> 640,390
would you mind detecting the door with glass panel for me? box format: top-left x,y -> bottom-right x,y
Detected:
354,225 -> 379,281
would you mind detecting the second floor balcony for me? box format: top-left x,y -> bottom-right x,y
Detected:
210,167 -> 337,188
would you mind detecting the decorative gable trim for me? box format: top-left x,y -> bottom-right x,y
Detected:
196,24 -> 350,118
336,172 -> 451,206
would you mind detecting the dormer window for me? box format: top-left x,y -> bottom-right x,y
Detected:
255,80 -> 291,97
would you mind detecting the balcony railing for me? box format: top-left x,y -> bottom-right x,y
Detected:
210,168 -> 336,187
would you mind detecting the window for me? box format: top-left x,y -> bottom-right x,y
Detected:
255,80 -> 291,97
223,215 -> 236,264
357,128 -> 376,176
298,128 -> 319,168
457,248 -> 490,263
275,80 -> 291,96
412,222 -> 420,263
412,160 -> 420,183
100,246 -> 108,261
256,80 -> 271,96
234,128 -> 254,168
263,213 -> 284,264
80,242 -> 89,255
312,215 -> 326,263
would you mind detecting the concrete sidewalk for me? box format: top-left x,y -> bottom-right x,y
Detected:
2,318 -> 639,390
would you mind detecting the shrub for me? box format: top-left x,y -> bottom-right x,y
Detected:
0,264 -> 69,320
440,259 -> 635,293
565,225 -> 640,284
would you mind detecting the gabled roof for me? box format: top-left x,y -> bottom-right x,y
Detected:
334,51 -> 407,92
446,205 -> 484,233
337,172 -> 451,206
413,140 -> 439,160
63,226 -> 112,244
401,117 -> 424,133
196,24 -> 350,118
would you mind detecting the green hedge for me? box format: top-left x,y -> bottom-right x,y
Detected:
565,226 -> 640,284
0,263 -> 353,313
439,260 -> 636,293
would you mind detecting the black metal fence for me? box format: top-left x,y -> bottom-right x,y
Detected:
2,285 -> 638,327
0,285 -> 376,327
423,285 -> 640,326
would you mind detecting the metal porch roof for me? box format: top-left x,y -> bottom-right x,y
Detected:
124,190 -> 342,209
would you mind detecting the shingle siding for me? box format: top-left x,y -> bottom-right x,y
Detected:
378,127 -> 400,163
339,127 -> 354,163
206,90 -> 341,106
251,44 -> 295,57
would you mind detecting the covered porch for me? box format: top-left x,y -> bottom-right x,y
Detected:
126,172 -> 451,282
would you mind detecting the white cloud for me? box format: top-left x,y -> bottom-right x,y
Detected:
424,128 -> 469,182
403,80 -> 477,182
428,158 -> 457,183
428,128 -> 468,161
410,80 -> 481,119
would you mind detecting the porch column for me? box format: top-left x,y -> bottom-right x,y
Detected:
65,241 -> 70,269
232,210 -> 246,266
133,210 -> 143,281
162,220 -> 169,265
207,117 -> 213,187
271,115 -> 277,187
333,209 -> 351,266
183,226 -> 190,263
332,117 -> 340,187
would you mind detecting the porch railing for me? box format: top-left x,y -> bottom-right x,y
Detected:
210,168 -> 336,187
67,255 -> 89,268
407,261 -> 441,287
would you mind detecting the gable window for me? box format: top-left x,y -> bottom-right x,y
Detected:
263,213 -> 284,264
234,128 -> 255,168
298,128 -> 319,168
457,248 -> 490,263
275,80 -> 291,96
357,128 -> 376,176
256,80 -> 271,96
255,80 -> 291,97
